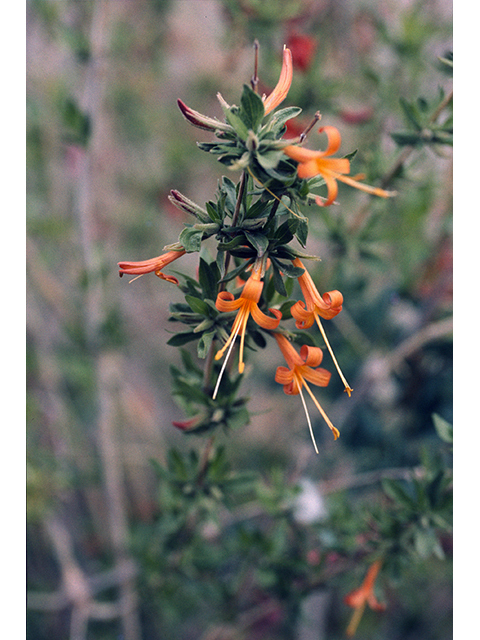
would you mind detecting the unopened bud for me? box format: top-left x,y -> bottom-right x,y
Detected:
177,99 -> 233,133
168,189 -> 209,221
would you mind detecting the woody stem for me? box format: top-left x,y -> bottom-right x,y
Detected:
221,171 -> 248,289
300,111 -> 321,143
251,39 -> 259,93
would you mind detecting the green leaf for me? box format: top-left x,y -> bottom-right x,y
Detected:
166,331 -> 199,347
245,231 -> 269,257
274,260 -> 304,278
267,106 -> 302,131
220,176 -> 238,215
179,226 -> 204,252
295,217 -> 308,247
413,528 -> 445,560
239,84 -> 265,131
270,261 -> 287,297
399,97 -> 422,131
391,131 -> 422,146
256,148 -> 285,171
432,413 -> 453,443
222,105 -> 250,141
245,198 -> 271,220
197,330 -> 216,359
61,97 -> 91,146
204,201 -> 222,223
217,235 -> 248,251
219,261 -> 252,284
273,219 -> 297,246
382,478 -> 416,509
198,258 -> 220,301
184,294 -> 210,316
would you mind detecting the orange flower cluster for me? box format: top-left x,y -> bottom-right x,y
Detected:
212,258 -> 348,450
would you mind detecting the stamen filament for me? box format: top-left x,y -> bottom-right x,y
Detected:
346,601 -> 367,638
302,378 -> 340,440
335,173 -> 397,198
128,274 -> 145,283
296,378 -> 319,454
213,323 -> 241,399
247,167 -> 302,219
238,307 -> 251,374
314,314 -> 353,397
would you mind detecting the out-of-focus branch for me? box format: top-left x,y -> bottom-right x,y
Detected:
27,515 -> 138,640
73,1 -> 142,638
348,88 -> 453,234
330,315 -> 452,428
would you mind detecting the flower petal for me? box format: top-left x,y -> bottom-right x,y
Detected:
283,145 -> 324,163
299,345 -> 324,367
319,171 -> 339,206
275,366 -> 294,385
290,301 -> 314,330
320,158 -> 351,174
215,291 -> 244,312
263,47 -> 293,115
301,366 -> 331,388
250,305 -> 282,330
318,125 -> 343,156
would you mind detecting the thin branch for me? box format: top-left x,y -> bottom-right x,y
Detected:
348,88 -> 453,234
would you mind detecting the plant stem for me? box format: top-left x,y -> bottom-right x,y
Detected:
221,170 -> 248,287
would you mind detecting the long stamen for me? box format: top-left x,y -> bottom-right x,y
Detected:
237,306 -> 251,374
302,378 -> 340,440
335,173 -> 397,198
247,167 -> 302,219
213,322 -> 242,400
346,601 -> 367,638
314,314 -> 353,397
296,377 -> 319,454
127,274 -> 145,283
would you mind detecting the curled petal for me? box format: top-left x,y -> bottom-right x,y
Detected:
215,291 -> 244,312
283,380 -> 300,395
301,366 -> 331,388
321,290 -> 344,311
250,305 -> 282,330
368,594 -> 387,612
299,345 -> 324,367
275,365 -> 294,386
291,300 -> 315,329
156,272 -> 180,285
318,171 -> 339,206
318,126 -> 343,156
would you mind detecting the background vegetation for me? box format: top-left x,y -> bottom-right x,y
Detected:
26,1 -> 452,638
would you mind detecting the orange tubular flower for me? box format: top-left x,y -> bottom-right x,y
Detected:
291,258 -> 353,397
284,126 -> 396,206
274,333 -> 339,452
118,249 -> 186,284
213,264 -> 282,398
344,560 -> 386,637
262,46 -> 293,116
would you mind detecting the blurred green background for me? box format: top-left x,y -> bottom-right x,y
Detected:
26,1 -> 452,639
